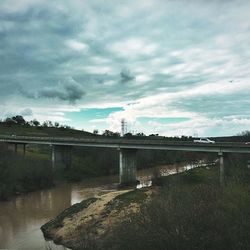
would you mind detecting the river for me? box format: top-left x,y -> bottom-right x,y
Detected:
0,163 -> 194,249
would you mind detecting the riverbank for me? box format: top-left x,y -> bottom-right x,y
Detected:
40,166 -> 211,249
41,187 -> 156,249
41,165 -> 250,250
0,162 -> 188,249
0,174 -> 121,249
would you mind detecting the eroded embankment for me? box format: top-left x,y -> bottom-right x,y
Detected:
41,188 -> 155,249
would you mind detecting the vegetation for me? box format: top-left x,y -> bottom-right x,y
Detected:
0,144 -> 53,200
97,163 -> 250,250
106,189 -> 148,211
0,116 -> 93,137
41,162 -> 250,250
103,184 -> 250,249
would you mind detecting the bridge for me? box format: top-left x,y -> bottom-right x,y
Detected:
1,135 -> 250,185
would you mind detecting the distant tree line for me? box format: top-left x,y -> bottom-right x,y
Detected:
2,114 -> 250,141
0,115 -> 73,130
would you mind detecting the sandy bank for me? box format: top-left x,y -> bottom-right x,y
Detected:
41,187 -> 155,249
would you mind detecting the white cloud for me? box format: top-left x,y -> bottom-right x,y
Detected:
110,38 -> 158,58
89,118 -> 107,123
136,74 -> 152,84
66,40 -> 88,52
82,66 -> 113,74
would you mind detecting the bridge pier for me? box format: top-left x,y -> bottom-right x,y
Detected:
14,143 -> 17,154
22,144 -> 26,156
218,152 -> 227,186
52,145 -> 72,170
119,148 -> 137,186
13,143 -> 26,156
247,160 -> 250,169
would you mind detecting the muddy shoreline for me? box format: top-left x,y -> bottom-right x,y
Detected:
41,188 -> 154,249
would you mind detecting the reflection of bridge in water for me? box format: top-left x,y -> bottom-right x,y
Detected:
1,135 -> 250,185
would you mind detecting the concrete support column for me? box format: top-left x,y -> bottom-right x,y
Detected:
119,148 -> 137,186
218,152 -> 224,186
52,145 -> 72,170
13,143 -> 26,156
247,160 -> 250,169
22,144 -> 26,157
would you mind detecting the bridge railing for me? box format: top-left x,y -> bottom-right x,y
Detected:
0,134 -> 249,147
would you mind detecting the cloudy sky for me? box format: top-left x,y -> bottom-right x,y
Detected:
1,0 -> 250,136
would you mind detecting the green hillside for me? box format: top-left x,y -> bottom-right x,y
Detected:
0,123 -> 94,138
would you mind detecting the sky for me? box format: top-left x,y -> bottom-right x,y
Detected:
0,0 -> 250,137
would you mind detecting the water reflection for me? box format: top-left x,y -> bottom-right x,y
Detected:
136,162 -> 191,188
0,163 -> 200,249
0,185 -> 72,249
0,175 -> 121,249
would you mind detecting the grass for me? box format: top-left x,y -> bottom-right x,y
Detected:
105,189 -> 148,213
114,189 -> 148,204
154,164 -> 219,187
0,124 -> 94,137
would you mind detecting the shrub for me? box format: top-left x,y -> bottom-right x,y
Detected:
102,181 -> 250,250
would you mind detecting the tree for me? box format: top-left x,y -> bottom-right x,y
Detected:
30,119 -> 40,127
239,130 -> 250,137
93,129 -> 99,135
48,121 -> 53,127
54,122 -> 60,128
124,132 -> 133,138
42,120 -> 53,127
42,121 -> 48,127
103,130 -> 120,137
136,132 -> 146,137
12,115 -> 26,125
4,117 -> 16,126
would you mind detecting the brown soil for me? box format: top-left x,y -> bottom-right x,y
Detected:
42,187 -> 157,249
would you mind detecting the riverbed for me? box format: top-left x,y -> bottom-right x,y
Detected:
0,163 -> 193,249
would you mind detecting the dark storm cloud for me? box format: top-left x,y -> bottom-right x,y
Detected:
38,80 -> 85,103
0,1 -> 83,78
20,79 -> 85,103
120,68 -> 135,83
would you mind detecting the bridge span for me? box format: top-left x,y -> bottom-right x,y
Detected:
1,135 -> 250,185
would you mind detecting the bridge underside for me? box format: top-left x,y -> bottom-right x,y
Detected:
2,136 -> 250,186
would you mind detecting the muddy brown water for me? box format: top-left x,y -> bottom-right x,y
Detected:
0,163 -> 193,249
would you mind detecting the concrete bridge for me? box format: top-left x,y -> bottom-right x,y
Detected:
1,135 -> 250,185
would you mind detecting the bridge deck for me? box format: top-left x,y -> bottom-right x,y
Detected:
1,135 -> 250,153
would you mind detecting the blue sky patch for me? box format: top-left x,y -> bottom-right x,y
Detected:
65,107 -> 123,132
138,117 -> 191,124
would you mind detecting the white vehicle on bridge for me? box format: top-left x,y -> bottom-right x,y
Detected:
193,138 -> 215,144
